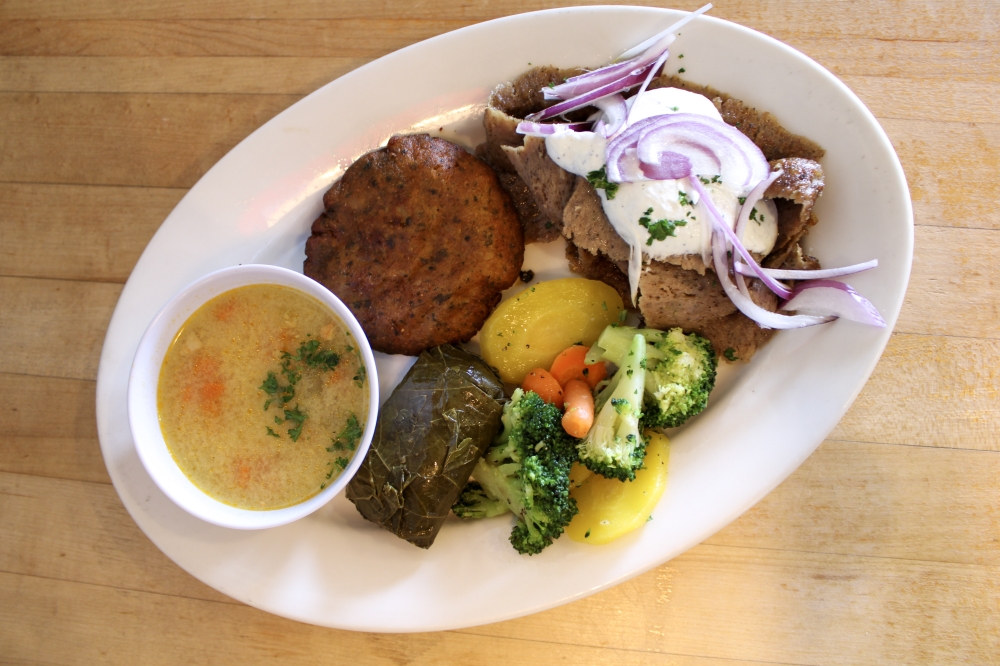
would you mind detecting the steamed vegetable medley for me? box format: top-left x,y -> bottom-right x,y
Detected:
452,277 -> 718,555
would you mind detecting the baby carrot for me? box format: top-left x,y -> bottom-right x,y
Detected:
562,379 -> 595,438
549,344 -> 607,389
522,368 -> 564,409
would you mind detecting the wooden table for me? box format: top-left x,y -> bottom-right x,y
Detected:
2,1 -> 998,663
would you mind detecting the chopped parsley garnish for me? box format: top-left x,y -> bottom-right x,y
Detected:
283,405 -> 306,423
638,207 -> 687,245
283,405 -> 307,442
723,348 -> 739,362
259,337 -> 360,442
738,196 -> 747,205
334,457 -> 350,470
678,190 -> 693,207
618,309 -> 627,323
750,207 -> 764,224
353,364 -> 367,388
285,339 -> 341,371
329,414 -> 364,452
279,358 -> 301,387
259,372 -> 279,395
698,175 -> 721,185
585,165 -> 619,200
678,67 -> 686,73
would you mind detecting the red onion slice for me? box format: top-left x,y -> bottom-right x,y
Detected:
543,55 -> 658,102
526,66 -> 654,122
701,179 -> 884,327
615,4 -> 714,61
689,178 -> 793,299
516,121 -> 592,137
711,228 -> 834,329
592,94 -> 628,137
544,4 -> 711,102
735,169 -> 782,240
781,280 -> 886,327
626,44 -> 674,125
735,259 -> 879,280
606,114 -> 769,189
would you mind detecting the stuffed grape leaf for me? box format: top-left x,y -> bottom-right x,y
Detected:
346,345 -> 505,548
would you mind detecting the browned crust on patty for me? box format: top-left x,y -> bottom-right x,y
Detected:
304,134 -> 524,356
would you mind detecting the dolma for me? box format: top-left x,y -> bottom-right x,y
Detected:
346,345 -> 505,548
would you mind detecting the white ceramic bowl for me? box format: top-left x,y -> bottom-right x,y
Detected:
127,264 -> 379,530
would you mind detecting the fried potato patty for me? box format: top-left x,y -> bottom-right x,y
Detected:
305,134 -> 524,356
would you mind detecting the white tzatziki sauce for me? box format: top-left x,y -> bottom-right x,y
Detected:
545,87 -> 778,264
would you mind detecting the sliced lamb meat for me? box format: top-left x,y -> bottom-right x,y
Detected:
565,241 -> 632,307
697,279 -> 779,362
766,157 -> 825,204
562,177 -> 631,263
658,253 -> 710,275
564,245 -> 778,362
502,136 -> 576,227
482,66 -> 584,172
719,98 -> 825,162
778,243 -> 821,271
475,143 -> 561,243
482,107 -> 522,173
637,261 -> 737,331
763,157 -> 825,268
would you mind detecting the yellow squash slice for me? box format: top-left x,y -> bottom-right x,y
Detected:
566,430 -> 670,544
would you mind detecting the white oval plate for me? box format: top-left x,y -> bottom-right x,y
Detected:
96,6 -> 912,632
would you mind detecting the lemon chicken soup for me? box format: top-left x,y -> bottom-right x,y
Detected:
158,284 -> 368,510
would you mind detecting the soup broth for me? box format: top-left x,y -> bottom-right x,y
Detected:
158,284 -> 368,510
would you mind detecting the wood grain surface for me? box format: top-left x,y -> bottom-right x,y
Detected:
2,1 -> 998,663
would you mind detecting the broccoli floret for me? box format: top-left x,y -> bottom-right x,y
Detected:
452,481 -> 508,519
590,325 -> 717,430
577,333 -> 647,481
452,389 -> 578,555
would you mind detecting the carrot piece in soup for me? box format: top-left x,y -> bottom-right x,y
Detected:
522,368 -> 565,408
562,379 -> 595,438
549,344 -> 607,388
